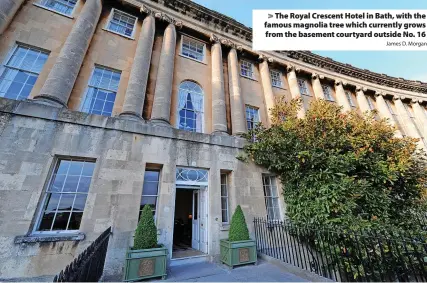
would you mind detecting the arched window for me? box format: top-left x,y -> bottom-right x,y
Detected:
177,81 -> 204,133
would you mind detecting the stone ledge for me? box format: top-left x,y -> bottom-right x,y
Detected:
14,233 -> 85,244
0,97 -> 246,149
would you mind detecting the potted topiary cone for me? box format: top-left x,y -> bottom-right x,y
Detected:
220,205 -> 257,268
124,205 -> 167,281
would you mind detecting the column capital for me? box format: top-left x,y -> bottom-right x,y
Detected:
210,34 -> 243,51
286,65 -> 301,73
392,95 -> 402,101
410,98 -> 424,104
311,73 -> 324,80
334,80 -> 347,87
141,4 -> 182,28
355,85 -> 367,92
258,54 -> 274,63
374,91 -> 386,97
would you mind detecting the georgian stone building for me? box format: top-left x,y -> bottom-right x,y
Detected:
0,0 -> 426,280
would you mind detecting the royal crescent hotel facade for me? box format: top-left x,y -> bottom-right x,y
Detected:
0,0 -> 427,280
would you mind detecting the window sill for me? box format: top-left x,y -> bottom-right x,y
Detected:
240,74 -> 257,82
102,28 -> 135,40
33,3 -> 74,19
220,225 -> 230,231
179,54 -> 207,65
272,85 -> 286,90
14,232 -> 85,244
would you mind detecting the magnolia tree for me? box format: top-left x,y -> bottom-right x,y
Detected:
242,98 -> 427,232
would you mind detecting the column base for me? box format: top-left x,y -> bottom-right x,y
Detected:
118,112 -> 145,122
150,118 -> 171,127
32,95 -> 66,108
212,130 -> 229,136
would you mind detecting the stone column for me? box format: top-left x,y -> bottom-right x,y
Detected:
259,56 -> 275,127
228,48 -> 246,135
394,97 -> 423,141
311,73 -> 325,100
0,0 -> 25,35
411,100 -> 427,139
34,0 -> 102,107
374,93 -> 402,137
210,40 -> 227,134
334,80 -> 352,112
151,24 -> 176,125
286,65 -> 305,118
120,15 -> 155,120
355,86 -> 371,113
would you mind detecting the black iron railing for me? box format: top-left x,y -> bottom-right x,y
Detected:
254,218 -> 427,282
53,227 -> 112,282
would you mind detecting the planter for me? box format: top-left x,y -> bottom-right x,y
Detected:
220,239 -> 257,268
124,246 -> 168,281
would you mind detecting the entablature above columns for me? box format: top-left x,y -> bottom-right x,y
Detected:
120,0 -> 427,103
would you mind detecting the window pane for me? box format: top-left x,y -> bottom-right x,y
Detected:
141,196 -> 157,206
142,181 -> 159,196
73,195 -> 87,211
62,175 -> 80,192
222,210 -> 228,223
39,212 -> 55,231
82,162 -> 95,176
52,212 -> 71,230
68,161 -> 84,175
77,176 -> 92,193
68,212 -> 83,230
221,198 -> 227,209
144,171 -> 160,182
57,194 -> 75,211
44,193 -> 61,211
50,174 -> 65,192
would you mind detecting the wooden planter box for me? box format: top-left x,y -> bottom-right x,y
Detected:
124,246 -> 168,281
220,239 -> 257,268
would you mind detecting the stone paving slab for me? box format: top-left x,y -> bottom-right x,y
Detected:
159,260 -> 310,282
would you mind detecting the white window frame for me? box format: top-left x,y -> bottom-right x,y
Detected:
80,65 -> 121,117
34,0 -> 78,18
104,8 -> 137,39
262,175 -> 281,221
220,173 -> 229,224
245,105 -> 260,131
176,81 -> 204,133
297,78 -> 311,96
180,35 -> 206,63
140,169 -> 161,221
32,158 -> 95,235
322,84 -> 334,101
270,70 -> 283,88
0,43 -> 50,100
345,91 -> 356,107
240,60 -> 254,79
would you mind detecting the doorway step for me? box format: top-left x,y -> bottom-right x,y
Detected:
170,254 -> 209,267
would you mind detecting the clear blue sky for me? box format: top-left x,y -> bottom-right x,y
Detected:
193,0 -> 427,82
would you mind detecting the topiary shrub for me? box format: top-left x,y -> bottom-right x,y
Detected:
228,205 -> 250,242
134,204 -> 157,250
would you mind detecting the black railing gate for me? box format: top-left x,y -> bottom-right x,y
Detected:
254,218 -> 427,282
53,227 -> 112,282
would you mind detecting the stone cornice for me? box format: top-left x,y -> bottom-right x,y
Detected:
125,0 -> 427,99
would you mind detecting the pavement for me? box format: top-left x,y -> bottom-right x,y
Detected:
159,260 -> 310,282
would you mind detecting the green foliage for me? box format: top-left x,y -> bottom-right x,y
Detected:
229,205 -> 250,242
134,204 -> 157,250
243,98 -> 427,232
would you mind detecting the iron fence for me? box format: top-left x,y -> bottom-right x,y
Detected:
53,227 -> 112,282
254,218 -> 427,282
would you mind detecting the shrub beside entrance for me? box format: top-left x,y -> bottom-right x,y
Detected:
220,205 -> 257,267
124,205 -> 167,281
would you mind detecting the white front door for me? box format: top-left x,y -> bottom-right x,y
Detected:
191,190 -> 200,250
199,188 -> 208,253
